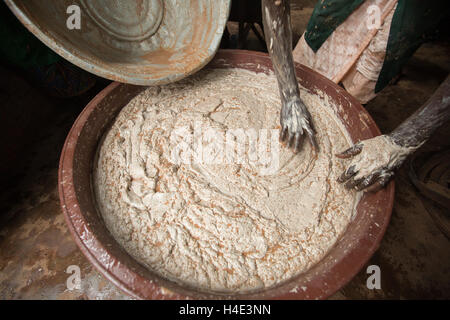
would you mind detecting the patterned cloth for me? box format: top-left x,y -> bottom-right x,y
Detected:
294,0 -> 449,103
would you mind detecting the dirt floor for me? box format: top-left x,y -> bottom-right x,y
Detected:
0,2 -> 448,299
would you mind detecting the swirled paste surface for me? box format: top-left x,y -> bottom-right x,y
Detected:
93,68 -> 359,293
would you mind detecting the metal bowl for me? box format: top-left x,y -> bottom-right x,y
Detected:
58,50 -> 394,299
5,0 -> 230,85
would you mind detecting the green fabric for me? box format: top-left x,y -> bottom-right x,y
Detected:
0,1 -> 61,69
375,0 -> 450,92
304,0 -> 365,52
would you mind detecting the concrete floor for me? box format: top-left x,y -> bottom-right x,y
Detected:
0,3 -> 449,299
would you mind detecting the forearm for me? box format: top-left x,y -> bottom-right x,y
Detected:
390,75 -> 450,149
261,0 -> 300,104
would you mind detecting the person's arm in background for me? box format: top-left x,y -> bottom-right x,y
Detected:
261,0 -> 317,152
337,75 -> 450,192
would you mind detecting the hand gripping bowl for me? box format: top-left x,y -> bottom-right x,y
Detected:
58,50 -> 394,299
5,0 -> 230,85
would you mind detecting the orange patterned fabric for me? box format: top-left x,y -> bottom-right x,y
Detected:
293,0 -> 398,103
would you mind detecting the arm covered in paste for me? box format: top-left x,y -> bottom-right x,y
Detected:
261,0 -> 318,152
337,75 -> 450,192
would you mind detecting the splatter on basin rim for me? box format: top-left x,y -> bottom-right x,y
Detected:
5,0 -> 231,86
